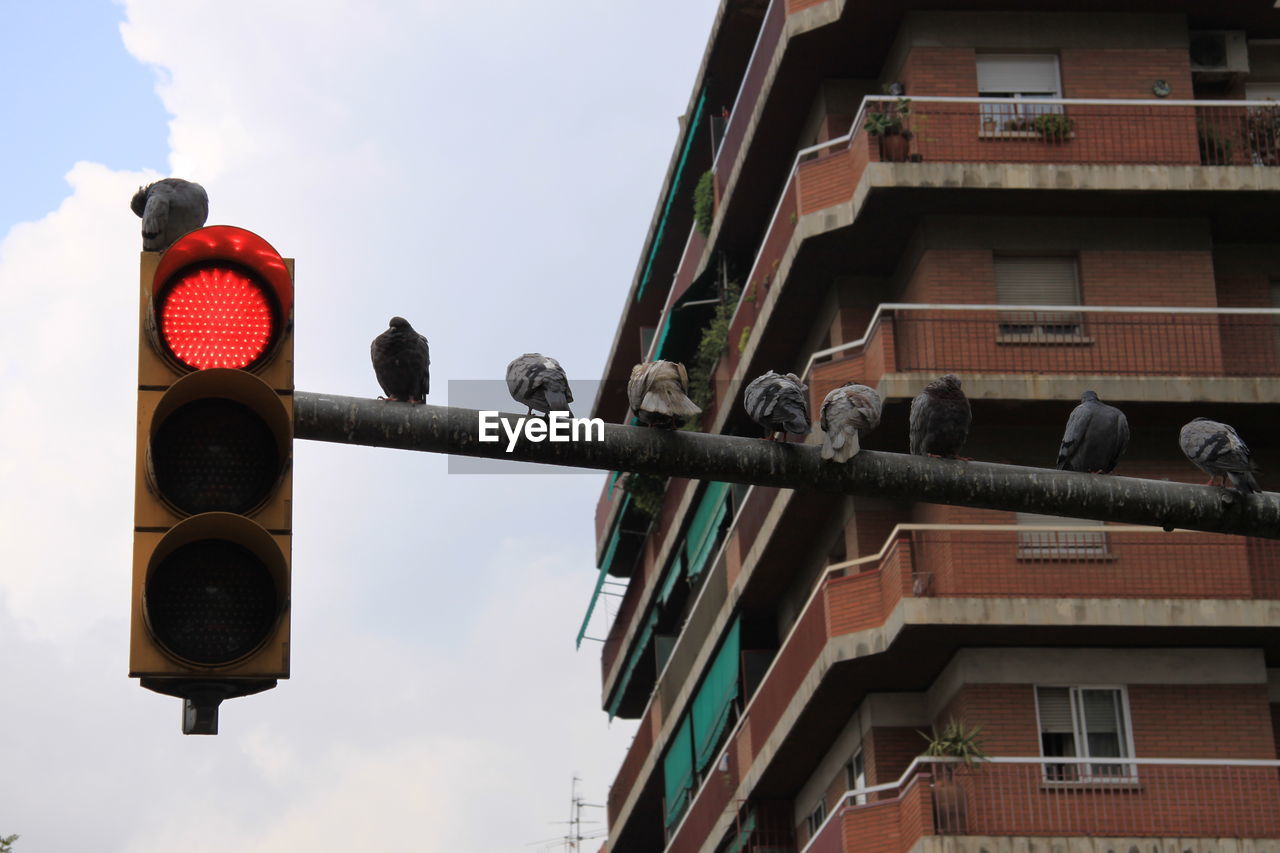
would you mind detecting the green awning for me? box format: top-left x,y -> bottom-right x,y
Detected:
657,553 -> 684,606
724,811 -> 757,853
691,616 -> 741,770
663,715 -> 696,828
576,494 -> 632,649
685,481 -> 730,579
637,88 -> 707,302
607,607 -> 657,719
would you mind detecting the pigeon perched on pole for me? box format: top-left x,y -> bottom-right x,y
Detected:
1179,417 -> 1260,493
819,382 -> 882,462
371,317 -> 430,404
130,178 -> 209,252
909,374 -> 971,458
628,361 -> 702,428
1056,390 -> 1129,474
744,371 -> 811,442
507,353 -> 573,416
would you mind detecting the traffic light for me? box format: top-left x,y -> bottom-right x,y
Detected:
131,225 -> 294,734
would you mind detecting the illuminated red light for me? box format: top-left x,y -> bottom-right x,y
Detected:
159,266 -> 276,370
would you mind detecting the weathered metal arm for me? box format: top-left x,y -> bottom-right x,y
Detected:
293,391 -> 1280,540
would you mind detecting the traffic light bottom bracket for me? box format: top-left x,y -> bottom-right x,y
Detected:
139,677 -> 277,735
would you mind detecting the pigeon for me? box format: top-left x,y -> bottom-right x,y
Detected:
1056,391 -> 1129,474
1179,417 -> 1260,493
130,178 -> 209,252
507,353 -> 573,416
819,382 -> 882,462
371,317 -> 430,403
744,371 -> 811,441
909,374 -> 971,458
628,361 -> 702,428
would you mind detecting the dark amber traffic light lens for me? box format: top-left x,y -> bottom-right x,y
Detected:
158,265 -> 276,370
146,539 -> 280,665
151,398 -> 281,514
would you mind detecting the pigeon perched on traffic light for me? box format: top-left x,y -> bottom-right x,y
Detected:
819,382 -> 882,462
1179,417 -> 1260,493
909,374 -> 971,458
371,317 -> 430,403
507,353 -> 573,416
744,371 -> 810,441
628,361 -> 701,428
130,178 -> 209,252
1056,390 -> 1129,474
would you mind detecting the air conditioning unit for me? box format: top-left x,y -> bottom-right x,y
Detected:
1189,30 -> 1249,74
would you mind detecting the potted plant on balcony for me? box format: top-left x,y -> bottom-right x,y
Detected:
1246,104 -> 1280,166
864,96 -> 913,162
1032,113 -> 1075,143
920,719 -> 988,833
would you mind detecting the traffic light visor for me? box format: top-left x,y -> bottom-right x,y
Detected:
152,226 -> 293,372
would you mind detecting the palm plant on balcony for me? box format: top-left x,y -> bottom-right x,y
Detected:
920,719 -> 988,833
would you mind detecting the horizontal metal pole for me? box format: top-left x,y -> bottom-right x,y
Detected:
293,391 -> 1280,540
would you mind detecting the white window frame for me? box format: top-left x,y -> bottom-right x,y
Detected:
804,799 -> 826,839
1034,685 -> 1137,783
994,255 -> 1085,340
845,748 -> 867,805
977,53 -> 1064,133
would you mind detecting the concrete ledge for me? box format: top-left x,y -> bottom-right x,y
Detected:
873,162 -> 1280,193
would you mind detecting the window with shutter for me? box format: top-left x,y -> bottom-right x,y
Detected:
1036,685 -> 1135,782
1016,511 -> 1108,558
977,54 -> 1063,131
994,255 -> 1083,339
846,748 -> 867,805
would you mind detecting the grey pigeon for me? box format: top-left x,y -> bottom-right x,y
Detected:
507,353 -> 573,416
744,371 -> 810,441
371,317 -> 430,403
628,361 -> 702,428
1179,417 -> 1260,493
820,382 -> 882,462
909,374 -> 971,458
1056,390 -> 1129,474
130,178 -> 209,252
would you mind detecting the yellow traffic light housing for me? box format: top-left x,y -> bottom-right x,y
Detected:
131,226 -> 294,734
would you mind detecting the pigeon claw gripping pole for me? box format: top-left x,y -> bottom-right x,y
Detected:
132,226 -> 295,734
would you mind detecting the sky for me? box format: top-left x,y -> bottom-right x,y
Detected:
0,1 -> 719,849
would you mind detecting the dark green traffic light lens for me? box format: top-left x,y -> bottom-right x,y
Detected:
145,539 -> 279,665
151,398 -> 280,515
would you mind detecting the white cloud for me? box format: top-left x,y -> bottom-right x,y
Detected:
0,0 -> 712,848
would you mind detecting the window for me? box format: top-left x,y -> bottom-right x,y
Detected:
977,54 -> 1063,131
1036,686 -> 1135,781
1016,512 -> 1108,558
804,800 -> 826,839
845,748 -> 867,805
994,255 -> 1083,339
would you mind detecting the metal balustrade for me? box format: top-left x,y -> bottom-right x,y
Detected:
803,757 -> 1280,853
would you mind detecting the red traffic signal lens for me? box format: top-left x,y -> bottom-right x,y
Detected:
145,539 -> 279,665
159,266 -> 276,370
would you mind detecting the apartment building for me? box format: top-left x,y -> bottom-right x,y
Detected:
584,2 -> 1280,851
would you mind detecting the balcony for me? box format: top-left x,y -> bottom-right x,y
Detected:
655,525 -> 1280,853
802,303 -> 1280,405
803,758 -> 1280,853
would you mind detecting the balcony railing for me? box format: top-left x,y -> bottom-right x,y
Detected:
804,757 -> 1280,853
802,303 -> 1280,403
701,96 -> 1280,417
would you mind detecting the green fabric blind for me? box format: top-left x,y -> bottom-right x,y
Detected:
576,495 -> 631,649
724,811 -> 757,853
685,481 -> 730,579
663,716 -> 696,828
637,88 -> 706,302
657,553 -> 684,606
691,617 -> 741,770
607,607 -> 656,719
